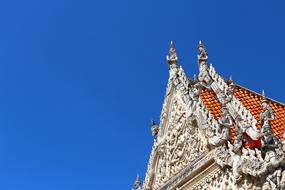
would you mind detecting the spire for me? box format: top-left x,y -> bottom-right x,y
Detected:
167,41 -> 178,66
193,74 -> 199,83
198,40 -> 208,66
228,75 -> 235,87
261,90 -> 268,103
199,40 -> 203,47
151,119 -> 156,126
229,75 -> 233,82
197,40 -> 213,87
134,174 -> 141,190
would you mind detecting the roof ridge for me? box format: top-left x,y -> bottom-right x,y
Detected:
231,82 -> 285,108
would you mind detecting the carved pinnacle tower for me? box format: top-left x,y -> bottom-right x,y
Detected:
197,40 -> 208,67
197,41 -> 213,88
166,41 -> 179,78
166,41 -> 178,67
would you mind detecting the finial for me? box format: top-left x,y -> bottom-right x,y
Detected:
261,90 -> 268,103
198,40 -> 208,65
167,41 -> 178,65
193,74 -> 199,83
134,174 -> 141,190
199,40 -> 202,44
199,40 -> 204,47
228,75 -> 235,87
136,174 -> 140,181
151,119 -> 159,138
229,75 -> 233,82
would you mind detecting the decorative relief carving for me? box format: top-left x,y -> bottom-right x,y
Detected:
179,164 -> 285,190
212,96 -> 285,189
152,95 -> 208,189
208,106 -> 233,147
208,64 -> 260,141
139,41 -> 285,190
205,168 -> 262,190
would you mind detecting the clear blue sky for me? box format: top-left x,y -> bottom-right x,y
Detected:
0,0 -> 284,190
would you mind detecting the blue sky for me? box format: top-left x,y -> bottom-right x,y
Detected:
0,0 -> 284,190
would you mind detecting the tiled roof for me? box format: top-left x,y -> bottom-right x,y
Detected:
199,89 -> 237,143
200,89 -> 222,120
234,86 -> 285,141
199,85 -> 285,141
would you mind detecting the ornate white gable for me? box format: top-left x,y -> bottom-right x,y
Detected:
141,42 -> 214,190
134,41 -> 285,190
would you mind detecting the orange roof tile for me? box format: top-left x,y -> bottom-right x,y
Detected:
200,88 -> 237,142
234,86 -> 285,141
200,89 -> 222,120
199,85 -> 285,141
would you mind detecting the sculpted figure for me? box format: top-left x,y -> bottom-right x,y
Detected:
228,142 -> 242,182
170,134 -> 185,163
258,93 -> 285,170
218,107 -> 233,140
260,94 -> 275,146
170,134 -> 187,173
198,41 -> 208,65
258,101 -> 285,177
187,75 -> 202,118
156,159 -> 166,185
208,107 -> 233,146
233,133 -> 243,153
155,138 -> 167,184
219,81 -> 235,107
260,98 -> 275,125
151,120 -> 159,138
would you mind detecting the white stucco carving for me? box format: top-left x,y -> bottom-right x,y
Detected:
136,41 -> 285,190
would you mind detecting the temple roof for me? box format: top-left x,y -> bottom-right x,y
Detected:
200,85 -> 285,141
